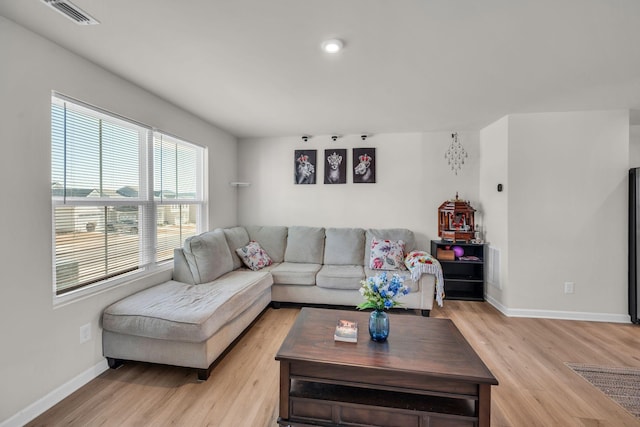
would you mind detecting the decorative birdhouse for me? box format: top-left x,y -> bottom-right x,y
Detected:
438,193 -> 476,242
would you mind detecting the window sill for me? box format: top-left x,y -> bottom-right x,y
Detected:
53,262 -> 173,309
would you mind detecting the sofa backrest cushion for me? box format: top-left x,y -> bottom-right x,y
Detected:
364,228 -> 416,267
223,227 -> 251,270
244,225 -> 288,263
172,248 -> 197,284
183,229 -> 234,284
324,227 -> 365,265
284,226 -> 325,264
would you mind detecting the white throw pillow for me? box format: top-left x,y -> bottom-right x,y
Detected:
236,241 -> 273,271
369,238 -> 406,270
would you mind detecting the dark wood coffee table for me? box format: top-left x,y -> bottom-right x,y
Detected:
275,307 -> 498,427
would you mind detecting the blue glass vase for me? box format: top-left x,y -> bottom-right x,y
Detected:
369,309 -> 389,342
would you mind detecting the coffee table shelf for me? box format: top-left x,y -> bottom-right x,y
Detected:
288,379 -> 477,426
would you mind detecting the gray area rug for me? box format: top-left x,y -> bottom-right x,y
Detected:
566,363 -> 640,418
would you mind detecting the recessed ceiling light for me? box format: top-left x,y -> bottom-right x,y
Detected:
321,39 -> 344,54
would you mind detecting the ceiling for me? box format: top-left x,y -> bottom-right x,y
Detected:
2,0 -> 640,138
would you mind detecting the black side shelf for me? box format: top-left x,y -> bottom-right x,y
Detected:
431,240 -> 485,301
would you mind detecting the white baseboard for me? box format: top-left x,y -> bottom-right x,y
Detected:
485,295 -> 631,323
1,359 -> 109,427
485,294 -> 508,315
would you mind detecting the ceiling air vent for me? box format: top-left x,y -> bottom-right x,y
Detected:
41,0 -> 100,25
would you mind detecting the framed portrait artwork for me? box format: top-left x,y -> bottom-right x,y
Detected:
294,149 -> 317,184
352,148 -> 376,183
324,149 -> 347,184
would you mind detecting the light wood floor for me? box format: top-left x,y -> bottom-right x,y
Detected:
27,301 -> 640,426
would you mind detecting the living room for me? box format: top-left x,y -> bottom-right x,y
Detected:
1,1 -> 640,426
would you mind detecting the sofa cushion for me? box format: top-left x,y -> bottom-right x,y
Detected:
364,267 -> 420,293
244,225 -> 288,263
183,229 -> 234,284
369,238 -> 406,270
284,226 -> 325,264
223,227 -> 251,270
102,271 -> 273,343
316,265 -> 365,290
271,262 -> 322,285
245,262 -> 280,273
236,241 -> 273,271
323,227 -> 365,265
364,229 -> 415,266
172,248 -> 196,285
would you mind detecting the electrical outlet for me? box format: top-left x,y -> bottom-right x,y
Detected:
564,282 -> 575,294
79,323 -> 91,343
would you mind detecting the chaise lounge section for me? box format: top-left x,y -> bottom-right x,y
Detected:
102,226 -> 437,380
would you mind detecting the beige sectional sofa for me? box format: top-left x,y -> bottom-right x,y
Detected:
102,226 -> 436,380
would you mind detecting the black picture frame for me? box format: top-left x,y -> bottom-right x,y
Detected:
352,148 -> 376,183
324,149 -> 347,184
294,149 -> 317,184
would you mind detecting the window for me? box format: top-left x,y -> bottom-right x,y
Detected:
153,132 -> 205,262
51,93 -> 206,295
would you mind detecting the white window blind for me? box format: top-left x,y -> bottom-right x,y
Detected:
51,93 -> 206,295
153,132 -> 203,262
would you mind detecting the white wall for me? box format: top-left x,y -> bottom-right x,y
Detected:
479,116 -> 509,305
631,125 -> 640,167
237,132 -> 481,250
0,17 -> 237,424
507,111 -> 629,318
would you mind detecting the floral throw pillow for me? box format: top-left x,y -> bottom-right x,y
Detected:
369,238 -> 406,270
236,241 -> 273,271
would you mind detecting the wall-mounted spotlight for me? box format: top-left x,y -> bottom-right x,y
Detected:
360,134 -> 372,141
331,135 -> 342,142
301,135 -> 311,142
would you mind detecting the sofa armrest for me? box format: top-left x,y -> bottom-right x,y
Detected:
172,248 -> 196,284
418,272 -> 436,313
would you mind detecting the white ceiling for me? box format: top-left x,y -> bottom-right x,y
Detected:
2,0 -> 640,138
